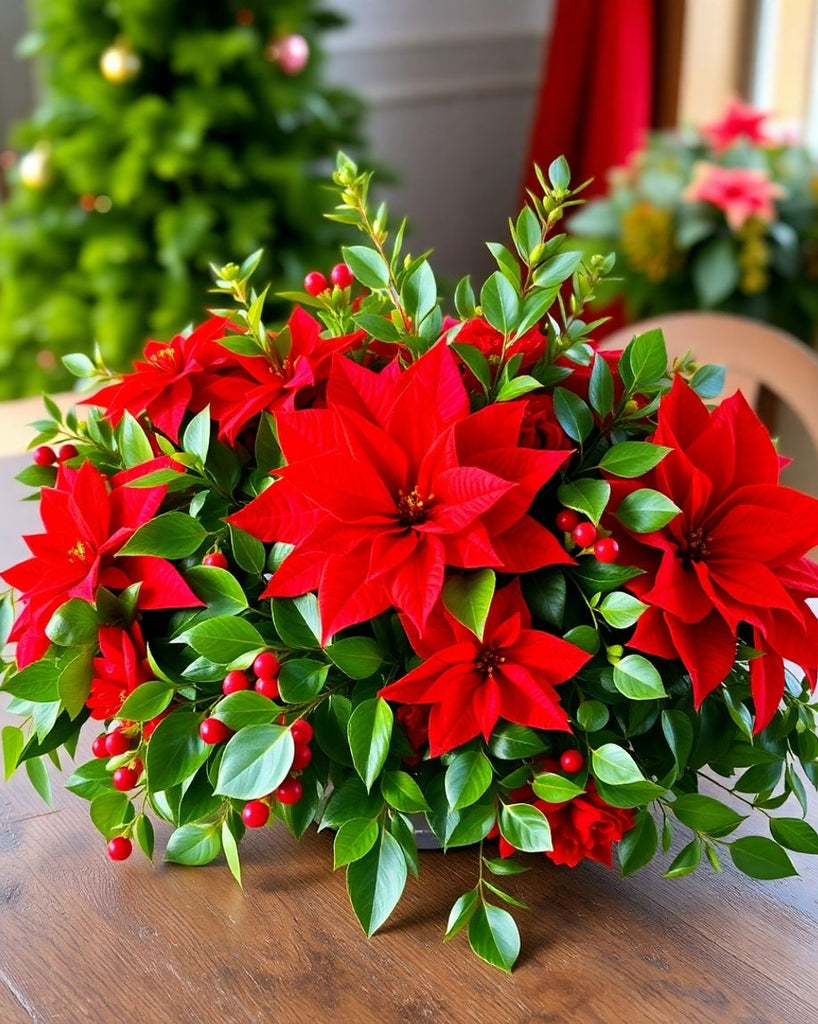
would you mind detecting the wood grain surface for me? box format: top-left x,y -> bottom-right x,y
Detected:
0,459 -> 817,1024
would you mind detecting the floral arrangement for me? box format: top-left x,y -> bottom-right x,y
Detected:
2,154 -> 818,973
570,99 -> 818,340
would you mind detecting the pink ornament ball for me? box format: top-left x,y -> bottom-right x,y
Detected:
271,33 -> 310,76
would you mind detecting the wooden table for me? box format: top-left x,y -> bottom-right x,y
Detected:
1,455 -> 817,1024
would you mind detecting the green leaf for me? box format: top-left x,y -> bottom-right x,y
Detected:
312,694 -> 353,766
165,823 -> 222,866
531,772 -> 585,803
594,778 -> 666,807
671,794 -> 746,838
117,511 -> 208,559
184,565 -> 249,616
271,595 -> 321,649
467,904 -> 520,973
588,353 -> 614,417
598,593 -> 648,630
221,821 -> 242,886
445,750 -> 493,811
402,260 -> 437,324
134,814 -> 155,859
58,649 -> 93,718
495,375 -> 542,402
664,837 -> 702,878
533,250 -> 582,288
769,817 -> 818,855
214,690 -> 278,730
144,711 -> 210,793
619,328 -> 668,390
576,699 -> 609,732
618,810 -> 659,875
483,857 -> 530,877
661,710 -> 694,775
453,276 -> 477,319
381,770 -> 430,813
342,245 -> 390,290
346,830 -> 407,936
447,799 -> 497,849
692,237 -> 740,307
557,479 -> 610,526
90,791 -> 133,838
277,659 -> 329,703
499,803 -> 553,853
348,698 -> 393,792
488,723 -> 547,760
690,363 -> 725,400
2,725 -> 24,781
592,743 -> 644,785
599,442 -> 672,478
442,570 -> 496,641
320,774 -> 384,831
562,624 -> 600,654
65,758 -> 114,800
228,524 -> 266,576
215,724 -> 294,800
552,387 -> 593,443
46,599 -> 98,647
612,654 -> 667,700
118,682 -> 175,722
548,155 -> 570,189
326,637 -> 383,679
480,271 -> 520,335
334,817 -> 380,868
615,489 -> 681,533
1,660 -> 60,703
176,616 -> 265,666
117,412 -> 154,467
572,558 -> 643,595
444,888 -> 479,939
182,406 -> 211,464
63,352 -> 95,377
450,342 -> 491,393
522,570 -> 566,629
730,836 -> 797,879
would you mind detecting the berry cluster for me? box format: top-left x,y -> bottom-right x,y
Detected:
555,509 -> 619,564
303,262 -> 354,296
242,719 -> 313,828
31,443 -> 78,467
91,726 -> 142,861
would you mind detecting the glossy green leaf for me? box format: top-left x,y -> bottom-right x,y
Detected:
334,817 -> 380,868
445,750 -> 493,810
348,698 -> 393,792
612,654 -> 667,700
165,823 -> 222,866
467,904 -> 520,973
215,724 -> 294,800
442,570 -> 496,641
346,830 -> 407,936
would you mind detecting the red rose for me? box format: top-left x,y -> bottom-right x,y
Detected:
518,393 -> 574,451
540,789 -> 635,868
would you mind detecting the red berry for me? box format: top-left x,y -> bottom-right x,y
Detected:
112,766 -> 139,791
202,552 -> 229,570
303,271 -> 329,296
276,778 -> 303,805
556,509 -> 580,532
253,652 -> 280,679
537,757 -> 561,774
572,522 -> 598,549
255,676 -> 279,700
199,717 -> 233,745
330,262 -> 354,289
560,749 -> 585,773
594,537 -> 620,564
92,735 -> 109,759
58,443 -> 79,462
242,799 -> 270,829
107,836 -> 132,861
32,445 -> 55,467
222,670 -> 250,695
105,728 -> 132,757
290,718 -> 313,745
292,743 -> 312,770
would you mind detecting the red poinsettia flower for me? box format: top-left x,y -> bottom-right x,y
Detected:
83,317 -> 236,442
1,460 -> 203,667
492,783 -> 635,868
612,377 -> 818,730
230,343 -> 573,640
379,580 -> 590,756
208,308 -> 364,443
703,98 -> 770,152
86,622 -> 153,720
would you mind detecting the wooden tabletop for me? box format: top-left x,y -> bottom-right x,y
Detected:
1,454 -> 817,1024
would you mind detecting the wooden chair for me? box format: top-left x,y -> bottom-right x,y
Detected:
598,311 -> 818,459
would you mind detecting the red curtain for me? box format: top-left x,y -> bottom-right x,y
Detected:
522,0 -> 655,201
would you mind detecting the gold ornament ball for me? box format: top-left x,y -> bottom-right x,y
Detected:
19,146 -> 51,190
100,42 -> 141,84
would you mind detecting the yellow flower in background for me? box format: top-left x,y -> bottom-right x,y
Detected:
737,216 -> 770,294
620,202 -> 678,282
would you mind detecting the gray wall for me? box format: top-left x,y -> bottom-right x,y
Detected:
0,0 -> 554,283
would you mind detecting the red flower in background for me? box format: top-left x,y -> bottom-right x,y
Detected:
494,784 -> 635,868
683,163 -> 784,230
1,461 -> 203,666
87,622 -> 152,720
613,377 -> 818,730
230,344 -> 572,640
84,317 -> 236,442
379,581 -> 590,756
208,308 -> 364,443
703,99 -> 770,152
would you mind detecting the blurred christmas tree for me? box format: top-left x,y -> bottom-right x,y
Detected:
0,0 -> 364,397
